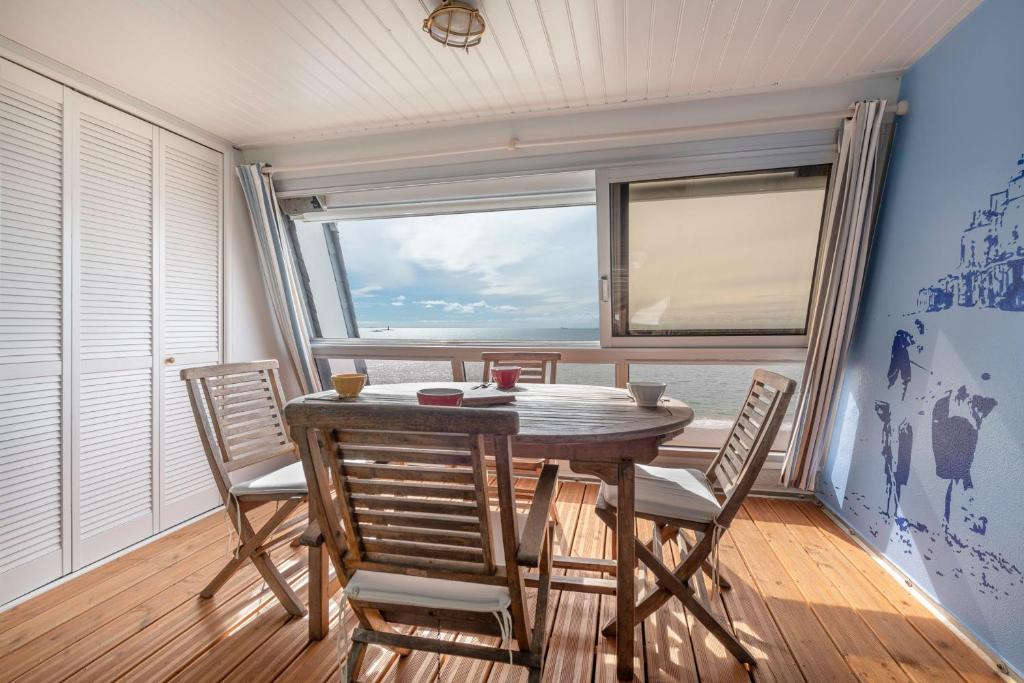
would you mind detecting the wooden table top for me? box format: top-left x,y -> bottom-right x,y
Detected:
294,382 -> 694,445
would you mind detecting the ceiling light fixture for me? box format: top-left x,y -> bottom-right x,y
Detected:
423,0 -> 485,51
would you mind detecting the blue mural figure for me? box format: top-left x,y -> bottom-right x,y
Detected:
874,401 -> 896,515
895,420 -> 913,505
875,401 -> 914,516
887,330 -> 915,399
931,386 -> 998,522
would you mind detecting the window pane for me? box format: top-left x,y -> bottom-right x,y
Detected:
630,362 -> 804,450
613,166 -> 828,336
558,363 -> 615,386
465,361 -> 615,386
293,204 -> 599,342
359,359 -> 455,385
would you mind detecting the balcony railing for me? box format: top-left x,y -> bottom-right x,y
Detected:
310,339 -> 804,491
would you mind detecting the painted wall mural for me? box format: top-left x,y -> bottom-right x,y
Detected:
919,156 -> 1024,313
818,1 -> 1024,669
837,156 -> 1024,600
849,309 -> 1019,600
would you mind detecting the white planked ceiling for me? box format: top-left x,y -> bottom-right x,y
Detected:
0,0 -> 979,147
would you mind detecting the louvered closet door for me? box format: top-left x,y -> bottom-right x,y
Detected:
0,60 -> 68,603
71,95 -> 156,569
159,131 -> 222,529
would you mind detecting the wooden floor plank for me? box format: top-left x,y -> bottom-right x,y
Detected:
640,528 -> 700,683
715,519 -> 805,683
0,514 -> 275,683
224,575 -> 343,683
485,480 -> 588,683
675,528 -> 749,683
536,485 -> 606,683
119,548 -> 307,682
0,493 -> 990,683
0,510 -> 240,659
0,511 -> 227,637
744,499 -> 913,683
799,504 -> 1002,683
729,506 -> 860,683
594,518 -> 644,683
165,563 -> 315,683
66,543 -> 291,682
767,499 -> 969,683
273,601 -> 357,683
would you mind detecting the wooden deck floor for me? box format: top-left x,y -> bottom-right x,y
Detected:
0,483 -> 1000,682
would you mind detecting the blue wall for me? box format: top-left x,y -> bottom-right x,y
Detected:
818,0 -> 1024,672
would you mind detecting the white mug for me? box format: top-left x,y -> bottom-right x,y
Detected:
627,381 -> 667,407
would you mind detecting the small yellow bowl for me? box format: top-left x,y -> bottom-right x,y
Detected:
331,373 -> 366,398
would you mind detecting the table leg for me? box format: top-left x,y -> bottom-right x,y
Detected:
615,461 -> 635,682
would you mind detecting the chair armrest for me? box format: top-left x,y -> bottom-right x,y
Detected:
517,464 -> 559,567
299,520 -> 324,547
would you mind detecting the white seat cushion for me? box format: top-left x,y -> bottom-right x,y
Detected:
346,571 -> 510,613
229,461 -> 307,497
344,509 -> 525,613
598,466 -> 721,522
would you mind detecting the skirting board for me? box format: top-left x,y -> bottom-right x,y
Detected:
818,501 -> 1019,681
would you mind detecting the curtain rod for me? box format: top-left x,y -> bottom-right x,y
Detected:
261,100 -> 908,177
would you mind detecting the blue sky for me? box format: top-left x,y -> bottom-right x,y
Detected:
335,205 -> 599,328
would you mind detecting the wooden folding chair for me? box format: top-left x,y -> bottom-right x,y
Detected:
287,401 -> 558,683
481,351 -> 560,385
480,352 -> 561,507
181,360 -> 313,621
595,369 -> 796,668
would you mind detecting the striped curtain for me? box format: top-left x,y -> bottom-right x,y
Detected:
235,164 -> 318,394
781,100 -> 893,490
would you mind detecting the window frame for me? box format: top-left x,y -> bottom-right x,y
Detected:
596,149 -> 835,350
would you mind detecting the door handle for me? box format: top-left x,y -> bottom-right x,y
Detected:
164,356 -> 176,365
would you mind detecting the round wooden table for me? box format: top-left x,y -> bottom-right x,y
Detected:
296,382 -> 694,681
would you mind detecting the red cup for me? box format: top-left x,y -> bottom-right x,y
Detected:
490,366 -> 522,390
416,388 -> 464,406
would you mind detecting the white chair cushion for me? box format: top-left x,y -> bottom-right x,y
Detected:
344,509 -> 526,613
229,461 -> 307,497
345,571 -> 510,613
598,466 -> 721,522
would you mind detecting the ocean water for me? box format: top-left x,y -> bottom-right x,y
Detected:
354,327 -> 804,424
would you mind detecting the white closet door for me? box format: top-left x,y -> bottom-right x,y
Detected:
158,131 -> 222,528
0,60 -> 68,603
71,95 -> 156,568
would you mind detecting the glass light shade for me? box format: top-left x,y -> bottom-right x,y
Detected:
423,1 -> 485,50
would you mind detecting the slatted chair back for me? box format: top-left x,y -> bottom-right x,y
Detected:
706,369 -> 796,526
481,352 -> 560,384
180,360 -> 297,486
288,402 -> 523,585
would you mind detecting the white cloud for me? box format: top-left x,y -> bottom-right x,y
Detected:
415,299 -> 517,314
391,295 -> 406,307
335,205 -> 599,323
351,284 -> 382,297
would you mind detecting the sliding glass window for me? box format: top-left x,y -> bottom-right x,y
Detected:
608,165 -> 830,340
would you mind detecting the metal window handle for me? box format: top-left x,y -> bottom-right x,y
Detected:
164,356 -> 176,365
599,275 -> 610,303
